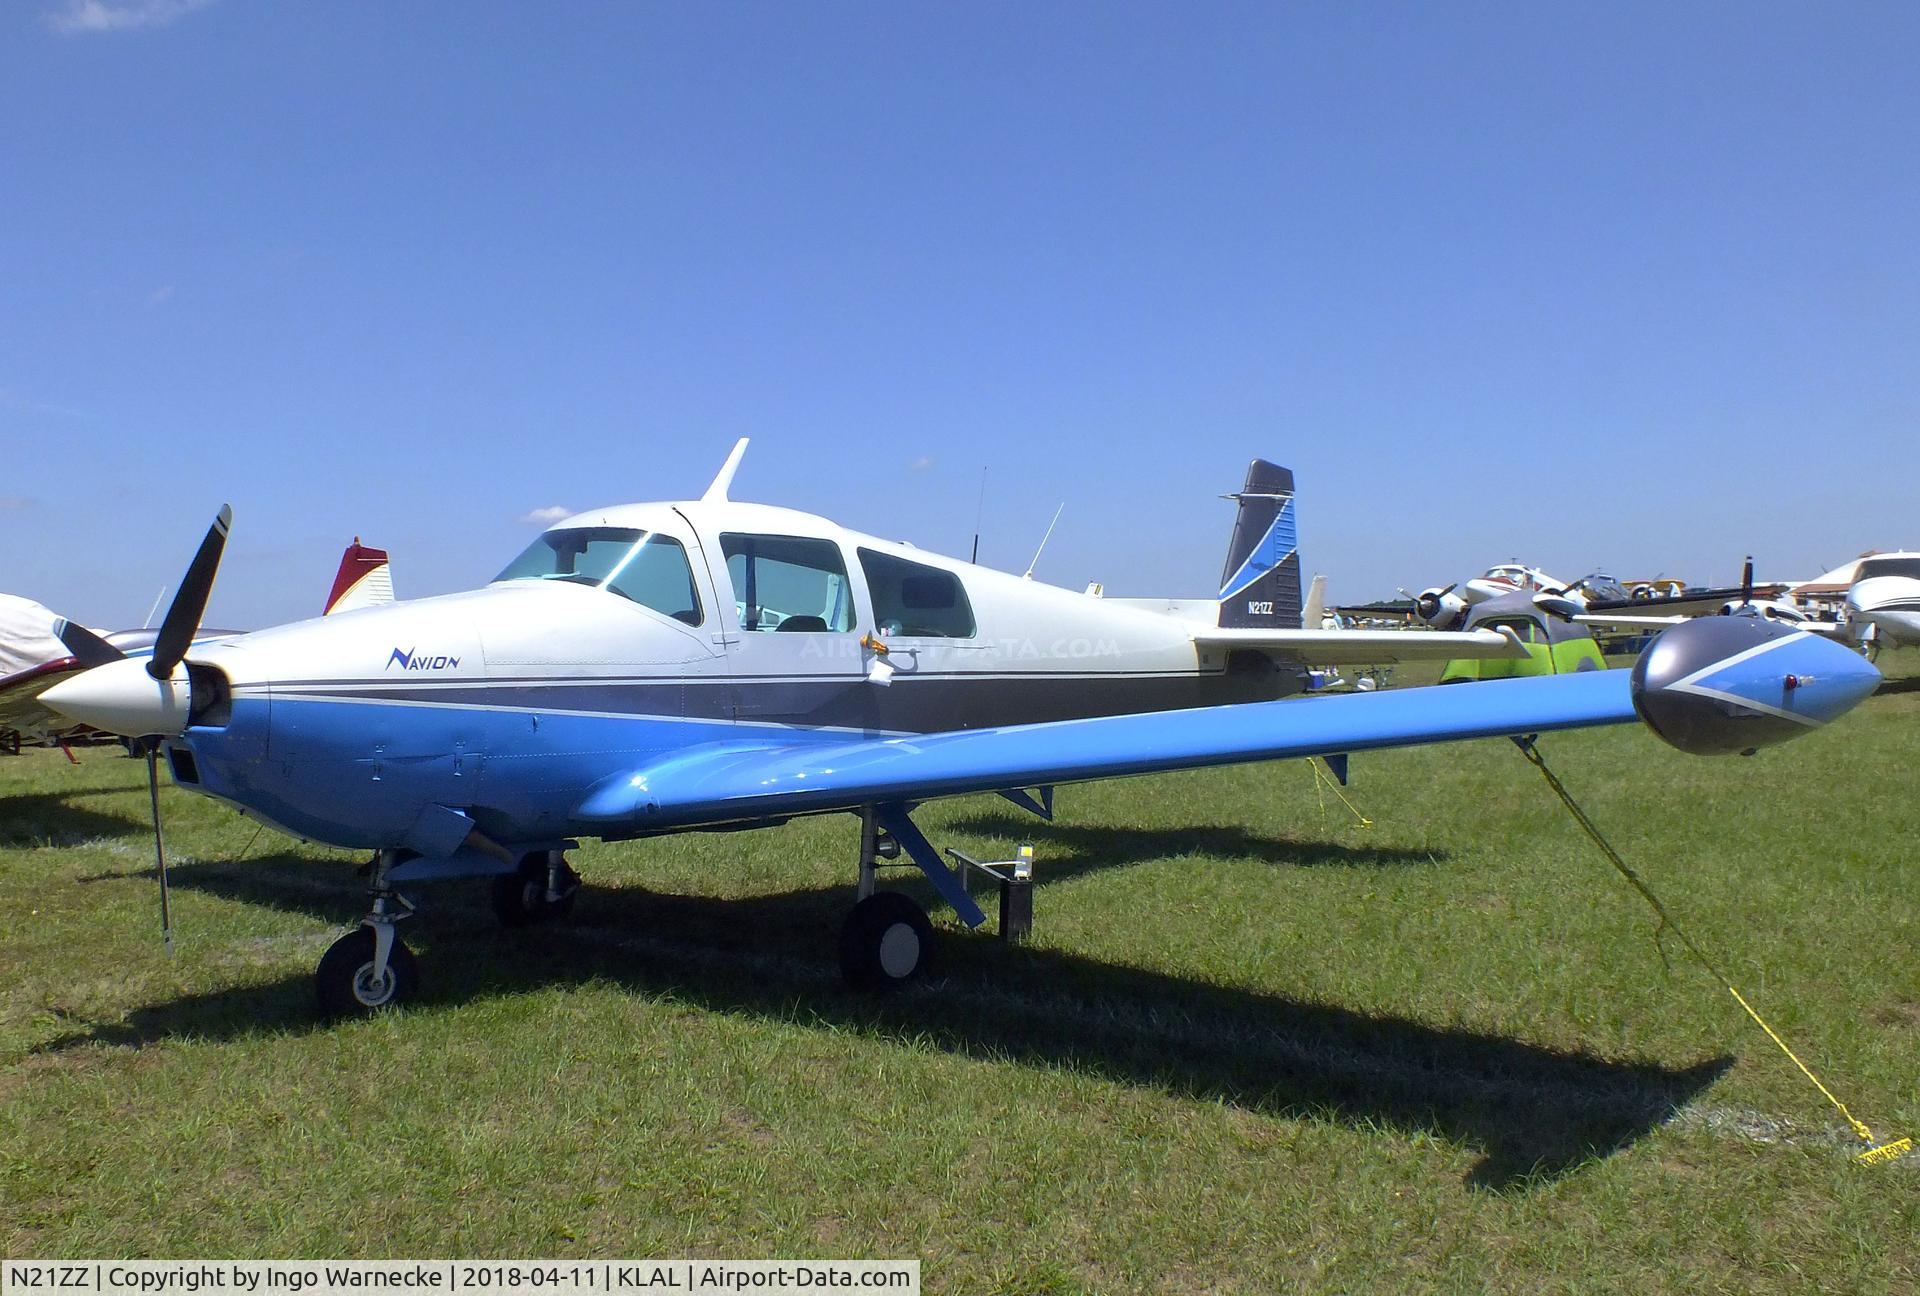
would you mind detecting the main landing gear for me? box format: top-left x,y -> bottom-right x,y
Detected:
491,850 -> 581,928
837,806 -> 991,990
315,846 -> 581,1019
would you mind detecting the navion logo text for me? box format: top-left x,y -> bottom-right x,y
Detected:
387,647 -> 462,671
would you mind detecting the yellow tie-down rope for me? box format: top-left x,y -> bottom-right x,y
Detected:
1306,755 -> 1373,829
1514,736 -> 1911,1167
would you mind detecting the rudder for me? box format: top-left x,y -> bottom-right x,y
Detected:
1217,459 -> 1302,629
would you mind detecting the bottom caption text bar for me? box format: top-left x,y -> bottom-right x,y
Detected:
5,1263 -> 918,1296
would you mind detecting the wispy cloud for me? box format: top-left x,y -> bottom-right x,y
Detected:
0,496 -> 34,513
908,455 -> 936,472
520,505 -> 572,525
148,283 -> 176,306
45,0 -> 213,35
0,388 -> 86,421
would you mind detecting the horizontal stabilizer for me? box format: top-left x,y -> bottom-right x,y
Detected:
1194,626 -> 1530,665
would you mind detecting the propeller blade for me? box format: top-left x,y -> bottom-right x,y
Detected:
1741,555 -> 1754,605
144,741 -> 175,957
148,505 -> 232,682
54,618 -> 125,669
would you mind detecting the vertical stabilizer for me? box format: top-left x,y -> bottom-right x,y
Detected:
324,539 -> 395,615
1217,459 -> 1302,629
1302,573 -> 1327,629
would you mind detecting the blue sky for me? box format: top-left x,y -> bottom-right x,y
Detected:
5,2 -> 1918,628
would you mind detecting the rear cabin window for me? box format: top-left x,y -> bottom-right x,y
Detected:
496,528 -> 703,626
859,548 -> 976,638
720,534 -> 854,632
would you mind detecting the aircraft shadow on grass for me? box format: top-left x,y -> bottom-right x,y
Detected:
0,788 -> 151,849
41,847 -> 1728,1191
941,813 -> 1447,882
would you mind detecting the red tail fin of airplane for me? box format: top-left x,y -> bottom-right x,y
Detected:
324,539 -> 395,615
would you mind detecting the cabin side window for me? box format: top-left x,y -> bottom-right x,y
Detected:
858,548 -> 976,638
719,534 -> 855,632
1483,617 -> 1540,644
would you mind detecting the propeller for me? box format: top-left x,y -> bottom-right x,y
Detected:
1740,555 -> 1754,606
149,505 -> 232,681
35,505 -> 233,740
141,506 -> 235,955
53,618 -> 125,669
1402,581 -> 1460,626
135,505 -> 231,956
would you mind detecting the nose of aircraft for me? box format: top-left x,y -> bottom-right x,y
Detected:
38,656 -> 193,738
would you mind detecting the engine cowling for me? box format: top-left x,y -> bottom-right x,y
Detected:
1631,615 -> 1880,755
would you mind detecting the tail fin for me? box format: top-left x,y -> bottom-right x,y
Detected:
324,538 -> 395,615
1301,573 -> 1327,629
1217,459 -> 1301,629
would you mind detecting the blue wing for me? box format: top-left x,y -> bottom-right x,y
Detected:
575,669 -> 1637,831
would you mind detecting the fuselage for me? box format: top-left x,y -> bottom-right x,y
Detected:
1845,553 -> 1920,648
164,499 -> 1294,851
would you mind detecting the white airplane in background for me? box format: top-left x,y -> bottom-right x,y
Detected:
1842,552 -> 1920,656
0,541 -> 393,750
1573,559 -> 1848,641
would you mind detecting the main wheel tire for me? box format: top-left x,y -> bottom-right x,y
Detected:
316,927 -> 419,1019
839,891 -> 933,990
491,854 -> 580,928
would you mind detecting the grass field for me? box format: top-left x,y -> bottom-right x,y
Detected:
2,660 -> 1917,1292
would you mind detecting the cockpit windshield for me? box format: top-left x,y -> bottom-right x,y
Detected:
495,528 -> 704,625
1856,557 -> 1920,582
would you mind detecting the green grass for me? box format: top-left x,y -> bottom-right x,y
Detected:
3,662 -> 1918,1292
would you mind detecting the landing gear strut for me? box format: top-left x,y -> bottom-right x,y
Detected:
837,803 -> 1007,989
317,850 -> 419,1019
491,850 -> 580,927
839,808 -> 933,989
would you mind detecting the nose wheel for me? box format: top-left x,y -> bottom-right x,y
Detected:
316,926 -> 419,1018
316,849 -> 421,1020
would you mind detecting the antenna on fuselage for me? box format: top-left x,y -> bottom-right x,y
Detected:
1023,503 -> 1065,580
970,466 -> 987,564
702,438 -> 751,503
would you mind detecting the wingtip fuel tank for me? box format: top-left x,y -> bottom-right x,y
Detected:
1631,615 -> 1881,755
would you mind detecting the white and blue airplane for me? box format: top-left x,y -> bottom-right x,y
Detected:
1844,551 -> 1920,655
39,445 -> 1882,1017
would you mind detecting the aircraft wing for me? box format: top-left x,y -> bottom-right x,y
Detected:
1191,626 -> 1529,664
1575,614 -> 1686,633
576,668 -> 1633,832
1578,613 -> 1852,641
0,657 -> 86,738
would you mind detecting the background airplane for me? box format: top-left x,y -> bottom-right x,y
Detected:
1841,551 -> 1920,656
1406,563 -> 1780,632
38,448 -> 1879,1019
0,541 -> 392,752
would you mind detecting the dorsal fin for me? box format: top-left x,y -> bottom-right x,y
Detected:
702,438 -> 751,503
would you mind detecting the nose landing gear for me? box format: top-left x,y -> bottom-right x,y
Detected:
316,850 -> 419,1019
